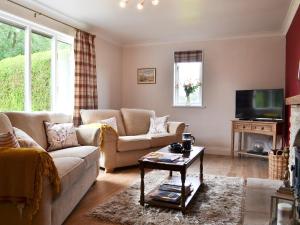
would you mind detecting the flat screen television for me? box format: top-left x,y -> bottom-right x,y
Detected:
235,89 -> 284,121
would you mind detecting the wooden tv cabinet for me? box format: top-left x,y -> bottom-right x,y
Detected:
231,120 -> 283,158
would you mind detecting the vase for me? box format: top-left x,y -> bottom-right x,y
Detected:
186,95 -> 191,105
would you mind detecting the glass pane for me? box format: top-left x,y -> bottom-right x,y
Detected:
54,41 -> 74,113
31,32 -> 51,111
174,62 -> 202,106
0,21 -> 25,111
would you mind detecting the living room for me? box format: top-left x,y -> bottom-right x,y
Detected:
0,0 -> 299,224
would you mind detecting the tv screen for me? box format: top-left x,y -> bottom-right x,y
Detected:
235,89 -> 284,121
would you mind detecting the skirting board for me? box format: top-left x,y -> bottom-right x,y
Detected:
204,146 -> 231,156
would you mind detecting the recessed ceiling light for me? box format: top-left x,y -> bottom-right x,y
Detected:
119,0 -> 128,8
152,0 -> 159,6
119,0 -> 159,10
137,1 -> 144,10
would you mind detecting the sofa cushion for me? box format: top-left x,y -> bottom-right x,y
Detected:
5,112 -> 72,150
118,135 -> 151,152
149,133 -> 177,148
44,122 -> 79,151
49,146 -> 99,169
121,108 -> 155,136
80,109 -> 126,136
0,113 -> 13,134
0,132 -> 20,148
53,157 -> 85,194
13,127 -> 44,150
148,115 -> 169,134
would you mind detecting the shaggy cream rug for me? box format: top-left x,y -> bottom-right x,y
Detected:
89,171 -> 245,225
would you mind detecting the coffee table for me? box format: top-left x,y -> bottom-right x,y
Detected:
138,145 -> 205,213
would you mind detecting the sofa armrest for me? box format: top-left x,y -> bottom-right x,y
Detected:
167,121 -> 185,140
76,126 -> 101,146
77,125 -> 118,172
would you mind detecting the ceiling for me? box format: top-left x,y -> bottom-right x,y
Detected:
13,0 -> 292,45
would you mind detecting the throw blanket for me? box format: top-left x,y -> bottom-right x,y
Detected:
0,147 -> 61,223
84,123 -> 118,148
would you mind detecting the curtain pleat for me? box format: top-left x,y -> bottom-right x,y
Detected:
73,30 -> 98,127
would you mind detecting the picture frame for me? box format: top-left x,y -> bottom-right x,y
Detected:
137,68 -> 156,84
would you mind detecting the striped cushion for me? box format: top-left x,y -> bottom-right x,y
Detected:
0,132 -> 20,148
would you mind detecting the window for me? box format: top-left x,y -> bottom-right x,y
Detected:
0,12 -> 74,113
173,50 -> 203,107
0,21 -> 25,111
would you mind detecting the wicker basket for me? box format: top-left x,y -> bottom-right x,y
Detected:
268,150 -> 288,180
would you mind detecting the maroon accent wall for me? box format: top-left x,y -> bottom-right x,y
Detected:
285,5 -> 300,144
286,6 -> 300,98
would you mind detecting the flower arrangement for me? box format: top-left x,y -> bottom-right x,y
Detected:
183,82 -> 201,98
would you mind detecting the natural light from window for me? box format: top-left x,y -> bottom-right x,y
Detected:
0,12 -> 74,113
174,62 -> 203,107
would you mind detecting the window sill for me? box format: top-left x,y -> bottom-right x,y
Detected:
172,104 -> 206,108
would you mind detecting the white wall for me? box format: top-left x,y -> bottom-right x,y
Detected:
0,2 -> 123,109
93,34 -> 122,109
121,36 -> 286,155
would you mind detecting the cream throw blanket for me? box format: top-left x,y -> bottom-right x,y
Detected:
0,147 -> 61,224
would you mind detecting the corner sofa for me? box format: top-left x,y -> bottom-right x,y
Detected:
0,112 -> 100,225
80,108 -> 185,172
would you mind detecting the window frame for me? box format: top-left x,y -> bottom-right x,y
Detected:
173,53 -> 204,108
0,10 -> 74,112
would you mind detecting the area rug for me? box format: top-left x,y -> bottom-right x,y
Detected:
89,171 -> 245,225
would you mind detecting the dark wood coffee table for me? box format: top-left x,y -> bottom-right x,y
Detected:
138,146 -> 205,213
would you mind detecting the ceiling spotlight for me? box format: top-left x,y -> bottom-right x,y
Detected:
119,0 -> 128,8
137,1 -> 144,10
152,0 -> 159,6
120,0 -> 158,10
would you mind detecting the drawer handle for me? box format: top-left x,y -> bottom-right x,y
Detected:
261,127 -> 264,130
243,126 -> 246,129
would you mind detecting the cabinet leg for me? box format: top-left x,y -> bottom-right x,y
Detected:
231,129 -> 235,158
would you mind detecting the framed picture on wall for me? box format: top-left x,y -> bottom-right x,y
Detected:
137,68 -> 156,84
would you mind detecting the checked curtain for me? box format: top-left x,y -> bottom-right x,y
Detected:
73,30 -> 98,126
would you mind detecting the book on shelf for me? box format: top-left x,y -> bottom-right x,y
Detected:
149,190 -> 181,204
162,177 -> 191,187
149,188 -> 193,204
143,152 -> 182,163
159,184 -> 193,193
159,177 -> 193,193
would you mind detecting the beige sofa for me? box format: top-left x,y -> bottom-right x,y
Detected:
0,112 -> 100,225
80,108 -> 185,172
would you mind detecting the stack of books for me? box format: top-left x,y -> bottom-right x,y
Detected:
144,152 -> 182,163
149,178 -> 193,204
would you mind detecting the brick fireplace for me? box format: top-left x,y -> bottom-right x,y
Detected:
286,95 -> 300,183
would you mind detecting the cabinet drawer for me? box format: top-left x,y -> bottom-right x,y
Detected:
251,124 -> 272,132
234,123 -> 251,130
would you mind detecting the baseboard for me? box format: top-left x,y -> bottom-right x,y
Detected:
204,146 -> 231,156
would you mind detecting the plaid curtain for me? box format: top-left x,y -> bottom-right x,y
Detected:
73,30 -> 98,127
174,50 -> 203,63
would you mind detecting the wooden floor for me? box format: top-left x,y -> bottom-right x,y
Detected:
63,155 -> 268,225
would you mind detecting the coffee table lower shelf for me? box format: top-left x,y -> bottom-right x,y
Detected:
143,176 -> 202,210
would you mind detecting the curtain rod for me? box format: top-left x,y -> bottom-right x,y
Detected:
7,0 -> 80,31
